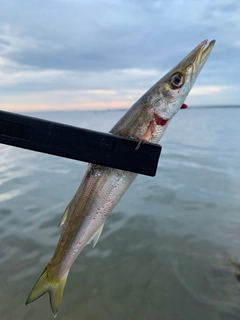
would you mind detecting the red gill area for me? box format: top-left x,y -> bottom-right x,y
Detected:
153,114 -> 168,126
154,103 -> 188,126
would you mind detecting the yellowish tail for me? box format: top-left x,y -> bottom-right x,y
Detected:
25,265 -> 68,317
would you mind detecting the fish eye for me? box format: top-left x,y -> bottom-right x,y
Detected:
169,72 -> 184,89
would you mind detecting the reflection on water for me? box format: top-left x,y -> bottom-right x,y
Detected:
0,108 -> 240,320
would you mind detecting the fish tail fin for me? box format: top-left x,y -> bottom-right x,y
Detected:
25,265 -> 68,317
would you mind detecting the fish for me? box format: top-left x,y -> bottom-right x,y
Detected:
26,39 -> 215,317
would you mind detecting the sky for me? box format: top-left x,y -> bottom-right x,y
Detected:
0,0 -> 240,112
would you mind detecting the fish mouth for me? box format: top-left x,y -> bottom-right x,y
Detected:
188,39 -> 216,77
191,40 -> 215,86
178,39 -> 215,72
173,39 -> 215,88
168,39 -> 215,87
195,39 -> 216,68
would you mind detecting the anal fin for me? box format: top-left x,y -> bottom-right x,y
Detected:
87,223 -> 104,248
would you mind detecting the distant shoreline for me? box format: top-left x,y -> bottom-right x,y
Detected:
25,105 -> 240,112
22,105 -> 240,113
190,105 -> 240,109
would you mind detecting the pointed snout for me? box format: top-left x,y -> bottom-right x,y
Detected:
178,39 -> 216,77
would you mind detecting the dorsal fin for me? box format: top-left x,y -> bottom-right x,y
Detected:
58,200 -> 72,227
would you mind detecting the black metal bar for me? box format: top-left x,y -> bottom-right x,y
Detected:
0,110 -> 161,176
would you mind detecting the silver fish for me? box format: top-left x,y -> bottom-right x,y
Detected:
26,39 -> 215,317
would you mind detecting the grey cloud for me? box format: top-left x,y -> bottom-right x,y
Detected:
1,24 -> 215,73
0,1 -> 220,72
203,0 -> 240,13
0,0 -> 240,105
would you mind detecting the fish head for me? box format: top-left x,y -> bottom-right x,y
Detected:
110,40 -> 216,143
153,39 -> 215,120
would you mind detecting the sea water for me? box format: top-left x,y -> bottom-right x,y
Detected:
0,107 -> 240,320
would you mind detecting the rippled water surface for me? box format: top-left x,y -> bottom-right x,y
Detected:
0,108 -> 240,320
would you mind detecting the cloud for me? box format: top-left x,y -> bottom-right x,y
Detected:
0,0 -> 240,111
191,86 -> 228,95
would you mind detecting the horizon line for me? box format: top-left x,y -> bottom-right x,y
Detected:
13,105 -> 240,113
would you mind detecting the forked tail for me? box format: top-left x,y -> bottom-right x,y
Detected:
25,265 -> 68,317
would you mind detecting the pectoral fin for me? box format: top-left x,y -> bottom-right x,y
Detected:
87,223 -> 104,248
135,120 -> 155,150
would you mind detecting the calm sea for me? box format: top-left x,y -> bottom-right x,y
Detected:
0,107 -> 240,320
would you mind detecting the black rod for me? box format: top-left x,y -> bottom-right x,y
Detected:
0,110 -> 161,176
